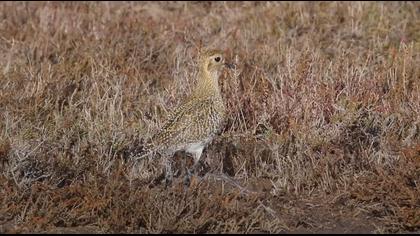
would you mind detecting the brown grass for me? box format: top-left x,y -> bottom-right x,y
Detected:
0,1 -> 419,233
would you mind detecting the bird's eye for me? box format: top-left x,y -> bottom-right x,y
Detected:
214,57 -> 221,62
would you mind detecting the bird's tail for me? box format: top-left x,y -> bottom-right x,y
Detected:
119,138 -> 156,162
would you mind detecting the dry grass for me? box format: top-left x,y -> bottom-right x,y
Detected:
0,1 -> 419,233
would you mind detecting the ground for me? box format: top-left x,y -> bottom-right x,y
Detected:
0,2 -> 419,233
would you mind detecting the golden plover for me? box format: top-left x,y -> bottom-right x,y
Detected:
135,49 -> 234,184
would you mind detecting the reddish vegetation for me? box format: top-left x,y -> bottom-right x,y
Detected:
0,2 -> 419,233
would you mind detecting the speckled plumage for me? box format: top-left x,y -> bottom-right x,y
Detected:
147,97 -> 225,157
137,49 -> 230,173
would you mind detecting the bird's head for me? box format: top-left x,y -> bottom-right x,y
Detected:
199,49 -> 235,77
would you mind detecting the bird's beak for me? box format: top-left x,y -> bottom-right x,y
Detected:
224,62 -> 235,69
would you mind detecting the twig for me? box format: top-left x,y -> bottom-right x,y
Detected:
204,173 -> 257,195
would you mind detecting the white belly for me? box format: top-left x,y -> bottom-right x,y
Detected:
185,142 -> 204,154
183,137 -> 212,163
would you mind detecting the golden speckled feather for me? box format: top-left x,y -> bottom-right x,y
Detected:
136,49 -> 233,170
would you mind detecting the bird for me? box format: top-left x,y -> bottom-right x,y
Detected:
132,48 -> 234,185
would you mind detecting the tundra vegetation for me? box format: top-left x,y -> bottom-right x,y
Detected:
0,2 -> 419,233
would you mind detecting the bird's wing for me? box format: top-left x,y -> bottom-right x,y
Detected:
148,98 -> 216,150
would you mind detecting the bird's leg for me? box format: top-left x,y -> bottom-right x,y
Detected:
182,153 -> 191,188
192,147 -> 204,173
164,157 -> 174,187
183,161 -> 192,188
184,148 -> 204,187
